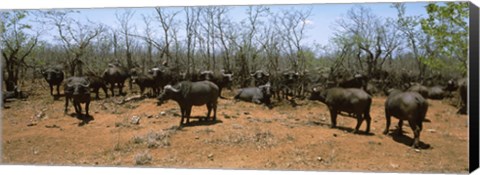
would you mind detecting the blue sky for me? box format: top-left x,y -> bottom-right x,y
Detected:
33,2 -> 429,47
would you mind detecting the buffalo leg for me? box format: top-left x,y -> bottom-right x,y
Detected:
179,106 -> 186,126
408,120 -> 421,148
74,102 -> 80,115
364,112 -> 371,133
49,84 -> 54,96
110,85 -> 115,97
354,113 -> 363,133
329,108 -> 337,128
102,85 -> 109,98
86,101 -> 90,116
397,120 -> 404,134
213,102 -> 217,121
94,88 -> 100,99
64,97 -> 69,114
186,107 -> 192,124
206,103 -> 212,121
56,85 -> 60,96
383,114 -> 391,135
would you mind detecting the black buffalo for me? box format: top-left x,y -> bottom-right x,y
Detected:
309,87 -> 372,134
234,82 -> 273,107
102,63 -> 129,96
157,81 -> 219,126
251,70 -> 270,87
86,75 -> 109,99
407,83 -> 429,98
2,85 -> 27,107
130,69 -> 159,97
279,70 -> 300,100
384,90 -> 428,148
41,67 -> 64,96
199,70 -> 234,99
64,77 -> 91,116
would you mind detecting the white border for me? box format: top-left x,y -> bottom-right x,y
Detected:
1,0 -> 478,175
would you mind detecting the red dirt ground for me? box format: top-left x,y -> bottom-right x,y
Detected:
1,81 -> 469,173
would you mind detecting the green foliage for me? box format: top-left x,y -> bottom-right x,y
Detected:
420,2 -> 469,75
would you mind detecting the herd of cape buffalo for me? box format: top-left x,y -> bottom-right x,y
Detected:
2,60 -> 468,148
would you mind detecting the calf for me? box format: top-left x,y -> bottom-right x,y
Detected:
157,81 -> 219,126
64,77 -> 91,116
309,87 -> 372,134
384,90 -> 428,148
234,82 -> 273,107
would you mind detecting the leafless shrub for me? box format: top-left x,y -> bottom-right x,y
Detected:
131,135 -> 144,144
252,130 -> 276,148
134,151 -> 152,165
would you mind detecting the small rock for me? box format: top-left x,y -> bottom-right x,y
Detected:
316,157 -> 323,162
414,149 -> 421,153
160,112 -> 166,116
208,153 -> 214,160
244,112 -> 250,115
232,124 -> 243,129
427,129 -> 436,133
333,133 -> 338,137
390,163 -> 399,168
27,123 -> 37,127
195,136 -> 199,139
147,115 -> 153,119
131,116 -> 141,125
320,117 -> 326,121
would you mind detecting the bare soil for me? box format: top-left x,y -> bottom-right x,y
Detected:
1,81 -> 469,173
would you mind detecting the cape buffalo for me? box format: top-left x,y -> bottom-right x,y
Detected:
234,82 -> 273,107
86,75 -> 109,99
130,70 -> 159,97
384,90 -> 428,148
42,67 -> 64,97
199,70 -> 234,99
64,77 -> 91,116
157,81 -> 219,126
102,63 -> 129,96
309,87 -> 372,134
